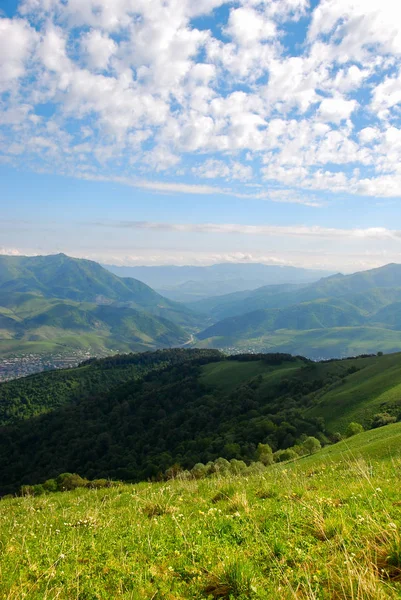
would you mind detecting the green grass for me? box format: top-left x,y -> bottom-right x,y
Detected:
198,326 -> 401,359
201,359 -> 304,393
2,423 -> 401,599
307,352 -> 401,431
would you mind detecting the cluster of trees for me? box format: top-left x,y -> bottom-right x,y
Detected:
18,473 -> 120,498
0,348 -> 222,425
0,352 -> 328,495
0,349 -> 399,496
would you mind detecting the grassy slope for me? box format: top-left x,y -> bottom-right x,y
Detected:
197,325 -> 401,358
2,423 -> 401,599
200,353 -> 401,433
307,352 -> 401,431
200,359 -> 302,393
0,293 -> 191,356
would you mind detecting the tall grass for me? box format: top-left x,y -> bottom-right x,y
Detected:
1,428 -> 401,598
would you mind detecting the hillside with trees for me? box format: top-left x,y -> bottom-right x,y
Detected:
1,348 -> 401,494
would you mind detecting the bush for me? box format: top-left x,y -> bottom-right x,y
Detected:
56,473 -> 88,491
20,485 -> 35,496
345,422 -> 364,438
85,479 -> 115,489
302,436 -> 321,455
229,459 -> 247,475
191,463 -> 207,479
371,413 -> 397,429
43,479 -> 58,493
256,443 -> 274,466
273,449 -> 298,463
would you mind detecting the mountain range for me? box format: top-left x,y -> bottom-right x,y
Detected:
104,262 -> 332,302
5,255 -> 401,361
194,263 -> 401,358
0,254 -> 203,357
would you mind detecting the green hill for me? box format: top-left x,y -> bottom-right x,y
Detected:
192,264 -> 401,322
194,264 -> 401,356
2,349 -> 401,494
0,254 -> 203,329
1,422 -> 401,599
0,293 -> 192,357
0,255 -> 209,358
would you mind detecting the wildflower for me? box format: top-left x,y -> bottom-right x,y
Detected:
389,522 -> 397,529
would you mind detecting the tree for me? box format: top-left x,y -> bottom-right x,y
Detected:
345,422 -> 364,438
256,443 -> 274,465
302,436 -> 321,455
371,412 -> 396,428
273,449 -> 298,463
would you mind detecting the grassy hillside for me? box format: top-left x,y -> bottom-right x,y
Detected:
197,325 -> 401,359
0,293 -> 191,356
2,422 -> 401,599
3,349 -> 401,493
192,263 -> 401,324
0,254 -> 203,330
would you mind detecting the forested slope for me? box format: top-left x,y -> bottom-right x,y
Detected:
1,349 -> 401,494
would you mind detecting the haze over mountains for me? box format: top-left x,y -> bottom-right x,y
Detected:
0,254 -> 202,358
104,263 -> 332,302
195,264 -> 401,357
4,254 -> 401,362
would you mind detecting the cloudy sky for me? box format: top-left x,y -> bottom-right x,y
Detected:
2,0 -> 401,271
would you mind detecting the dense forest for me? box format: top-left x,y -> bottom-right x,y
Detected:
3,348 -> 401,495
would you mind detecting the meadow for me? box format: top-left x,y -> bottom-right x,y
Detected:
1,423 -> 401,599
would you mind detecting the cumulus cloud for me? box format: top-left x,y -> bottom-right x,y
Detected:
1,0 -> 401,199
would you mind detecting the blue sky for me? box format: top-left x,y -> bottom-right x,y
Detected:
2,0 -> 401,271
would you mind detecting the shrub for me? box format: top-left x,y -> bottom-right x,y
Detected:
191,463 -> 207,479
256,443 -> 273,465
43,479 -> 58,493
56,473 -> 88,491
229,459 -> 247,475
371,413 -> 397,429
273,449 -> 298,463
302,436 -> 321,455
345,422 -> 364,438
85,479 -> 115,489
20,485 -> 35,496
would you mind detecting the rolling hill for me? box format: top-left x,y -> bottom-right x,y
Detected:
104,263 -> 331,301
194,264 -> 401,357
0,254 -> 202,327
1,348 -> 401,493
2,420 -> 401,599
191,264 -> 401,321
0,255 -> 207,358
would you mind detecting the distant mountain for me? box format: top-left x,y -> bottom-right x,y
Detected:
0,254 -> 203,330
198,298 -> 366,341
192,264 -> 401,321
0,255 -> 208,358
195,264 -> 401,358
103,262 -> 332,301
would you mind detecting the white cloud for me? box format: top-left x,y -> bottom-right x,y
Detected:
225,7 -> 276,46
0,18 -> 37,90
2,0 -> 401,201
81,30 -> 117,71
99,219 -> 401,241
318,97 -> 357,124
